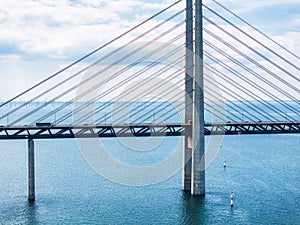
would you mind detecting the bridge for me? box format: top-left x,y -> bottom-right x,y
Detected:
0,121 -> 300,139
0,0 -> 299,201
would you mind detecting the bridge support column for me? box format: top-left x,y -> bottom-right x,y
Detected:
182,0 -> 194,191
191,0 -> 205,196
182,137 -> 192,191
28,139 -> 35,201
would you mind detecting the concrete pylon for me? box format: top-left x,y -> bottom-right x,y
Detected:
191,0 -> 205,196
182,0 -> 193,192
183,0 -> 205,196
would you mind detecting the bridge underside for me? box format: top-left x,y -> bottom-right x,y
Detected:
0,121 -> 299,140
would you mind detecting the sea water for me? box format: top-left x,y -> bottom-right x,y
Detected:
0,103 -> 299,224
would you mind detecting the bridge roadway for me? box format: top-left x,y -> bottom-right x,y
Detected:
0,121 -> 300,140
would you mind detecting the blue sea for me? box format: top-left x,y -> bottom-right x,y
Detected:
0,102 -> 299,224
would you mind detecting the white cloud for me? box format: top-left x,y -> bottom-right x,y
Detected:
215,0 -> 300,14
0,0 -> 299,103
0,0 -> 186,60
0,0 -> 127,59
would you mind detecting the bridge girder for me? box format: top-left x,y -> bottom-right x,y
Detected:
0,122 -> 299,140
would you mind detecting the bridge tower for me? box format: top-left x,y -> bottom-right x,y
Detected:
182,0 -> 205,196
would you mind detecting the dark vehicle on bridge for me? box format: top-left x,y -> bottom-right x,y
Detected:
35,122 -> 53,127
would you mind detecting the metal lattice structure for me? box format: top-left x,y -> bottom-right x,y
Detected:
1,121 -> 299,140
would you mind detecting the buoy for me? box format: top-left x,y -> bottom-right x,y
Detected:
223,158 -> 226,167
230,192 -> 234,207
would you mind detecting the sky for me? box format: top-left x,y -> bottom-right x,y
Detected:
0,0 -> 299,101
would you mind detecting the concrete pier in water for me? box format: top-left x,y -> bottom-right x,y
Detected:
28,139 -> 35,201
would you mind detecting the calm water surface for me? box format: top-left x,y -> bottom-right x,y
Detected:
0,101 -> 299,224
0,134 -> 299,224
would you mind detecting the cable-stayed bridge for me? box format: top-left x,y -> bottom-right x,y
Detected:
0,0 -> 299,200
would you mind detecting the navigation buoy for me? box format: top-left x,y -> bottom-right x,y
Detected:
230,192 -> 234,207
223,158 -> 226,167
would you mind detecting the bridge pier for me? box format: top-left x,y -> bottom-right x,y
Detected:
28,139 -> 35,201
182,138 -> 192,191
182,0 -> 193,192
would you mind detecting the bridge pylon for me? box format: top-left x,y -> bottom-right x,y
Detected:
182,0 -> 205,196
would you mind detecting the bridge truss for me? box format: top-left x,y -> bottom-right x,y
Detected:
1,121 -> 299,140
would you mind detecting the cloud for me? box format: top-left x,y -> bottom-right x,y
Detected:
0,0 -> 299,102
0,0 -> 186,61
215,0 -> 300,14
0,0 -> 126,59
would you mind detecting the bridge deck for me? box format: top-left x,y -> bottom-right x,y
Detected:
0,121 -> 299,140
